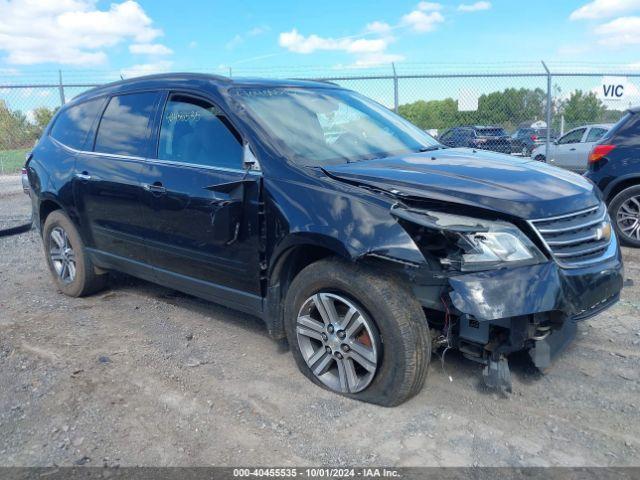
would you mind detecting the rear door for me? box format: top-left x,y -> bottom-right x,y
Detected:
138,92 -> 262,313
552,128 -> 586,171
74,91 -> 162,272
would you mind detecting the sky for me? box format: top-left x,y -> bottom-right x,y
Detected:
0,0 -> 639,80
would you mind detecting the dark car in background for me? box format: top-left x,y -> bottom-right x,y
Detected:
586,107 -> 640,247
438,125 -> 511,154
24,73 -> 623,405
510,126 -> 552,157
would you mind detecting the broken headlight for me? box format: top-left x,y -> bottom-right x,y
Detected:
391,207 -> 546,272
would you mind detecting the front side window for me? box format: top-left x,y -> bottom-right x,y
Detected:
557,128 -> 585,145
50,98 -> 104,150
158,95 -> 242,169
232,87 -> 439,166
94,92 -> 159,157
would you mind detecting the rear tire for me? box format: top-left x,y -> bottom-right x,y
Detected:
284,258 -> 431,407
534,154 -> 545,162
42,210 -> 107,297
609,185 -> 640,248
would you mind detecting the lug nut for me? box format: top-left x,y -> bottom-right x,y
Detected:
337,330 -> 346,339
321,333 -> 328,341
325,346 -> 332,354
341,344 -> 350,352
327,324 -> 334,334
335,352 -> 343,359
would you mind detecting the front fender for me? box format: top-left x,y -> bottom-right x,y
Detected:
265,176 -> 428,269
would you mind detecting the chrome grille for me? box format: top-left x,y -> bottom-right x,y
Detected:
529,204 -> 612,268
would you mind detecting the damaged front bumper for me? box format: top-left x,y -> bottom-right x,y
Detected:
410,236 -> 623,391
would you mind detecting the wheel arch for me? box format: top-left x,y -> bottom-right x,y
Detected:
264,236 -> 351,339
605,175 -> 640,203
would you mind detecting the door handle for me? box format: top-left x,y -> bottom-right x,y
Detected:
75,172 -> 92,181
143,182 -> 167,195
569,148 -> 576,151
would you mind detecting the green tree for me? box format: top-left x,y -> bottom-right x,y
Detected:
32,106 -> 57,134
559,90 -> 607,129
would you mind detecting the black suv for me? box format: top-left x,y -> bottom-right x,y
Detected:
25,74 -> 623,406
586,107 -> 640,247
438,125 -> 511,154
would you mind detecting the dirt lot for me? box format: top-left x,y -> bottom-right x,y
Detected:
1,174 -> 639,467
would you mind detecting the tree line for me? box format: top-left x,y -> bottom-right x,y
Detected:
398,87 -> 625,134
0,101 -> 56,150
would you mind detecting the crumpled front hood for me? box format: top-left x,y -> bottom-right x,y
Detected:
323,148 -> 599,219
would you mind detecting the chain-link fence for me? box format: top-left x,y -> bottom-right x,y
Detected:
1,64 -> 640,173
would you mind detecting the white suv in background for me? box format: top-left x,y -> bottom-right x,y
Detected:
532,123 -> 612,173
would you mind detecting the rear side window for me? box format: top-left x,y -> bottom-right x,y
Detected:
94,92 -> 159,157
158,94 -> 243,169
586,127 -> 608,142
50,98 -> 104,150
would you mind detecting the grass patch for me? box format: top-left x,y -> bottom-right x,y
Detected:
0,148 -> 30,174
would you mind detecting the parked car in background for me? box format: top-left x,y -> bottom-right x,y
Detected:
510,127 -> 552,156
532,124 -> 612,172
585,108 -> 640,247
438,125 -> 511,154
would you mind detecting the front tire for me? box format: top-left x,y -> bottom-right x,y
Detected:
42,210 -> 107,297
609,185 -> 640,247
284,259 -> 431,407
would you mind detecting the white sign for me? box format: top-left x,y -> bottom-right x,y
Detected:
458,89 -> 479,112
598,76 -> 629,103
531,120 -> 547,129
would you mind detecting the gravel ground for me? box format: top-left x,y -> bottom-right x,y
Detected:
1,174 -> 639,467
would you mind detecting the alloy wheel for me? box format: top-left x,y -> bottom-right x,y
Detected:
616,195 -> 640,241
296,292 -> 379,394
49,226 -> 76,284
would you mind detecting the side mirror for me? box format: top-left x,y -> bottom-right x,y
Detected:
243,143 -> 261,171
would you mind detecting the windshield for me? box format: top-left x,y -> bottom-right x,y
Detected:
232,87 -> 440,166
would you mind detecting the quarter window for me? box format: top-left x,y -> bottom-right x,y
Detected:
94,92 -> 159,157
50,98 -> 104,150
158,95 -> 243,169
586,127 -> 608,142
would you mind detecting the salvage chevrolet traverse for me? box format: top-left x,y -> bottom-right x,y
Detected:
24,74 -> 623,406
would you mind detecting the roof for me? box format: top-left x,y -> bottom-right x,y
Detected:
71,72 -> 340,104
629,105 -> 640,113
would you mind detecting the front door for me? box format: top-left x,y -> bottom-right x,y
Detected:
74,91 -> 162,271
552,127 -> 586,171
139,92 -> 262,314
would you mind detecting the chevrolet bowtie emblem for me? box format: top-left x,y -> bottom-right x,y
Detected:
596,222 -> 612,242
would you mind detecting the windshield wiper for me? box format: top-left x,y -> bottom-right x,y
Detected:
416,145 -> 446,153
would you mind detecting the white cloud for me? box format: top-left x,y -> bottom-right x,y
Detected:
279,29 -> 389,54
120,60 -> 173,78
595,16 -> 640,45
0,0 -> 164,65
401,10 -> 444,32
188,41 -> 198,49
417,2 -> 443,11
570,0 -> 640,20
129,43 -> 173,55
457,1 -> 492,12
366,21 -> 393,34
279,2 -> 443,66
226,25 -> 270,50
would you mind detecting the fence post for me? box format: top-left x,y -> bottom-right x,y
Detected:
391,63 -> 399,113
542,61 -> 552,161
58,70 -> 66,106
